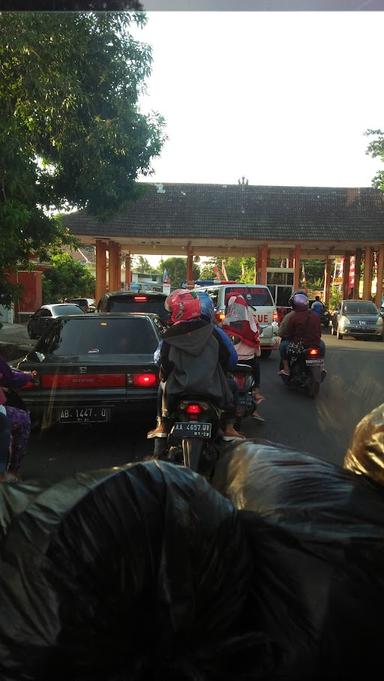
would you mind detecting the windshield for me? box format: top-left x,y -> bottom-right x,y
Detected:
53,305 -> 84,315
36,317 -> 159,355
224,287 -> 274,308
107,296 -> 169,319
343,302 -> 378,316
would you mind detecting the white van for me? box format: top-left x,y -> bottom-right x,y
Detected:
196,283 -> 277,358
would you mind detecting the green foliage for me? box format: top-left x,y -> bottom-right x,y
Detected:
42,252 -> 95,303
159,257 -> 200,289
199,257 -> 255,282
0,11 -> 165,299
366,129 -> 384,191
329,286 -> 342,311
132,255 -> 157,273
302,260 -> 325,287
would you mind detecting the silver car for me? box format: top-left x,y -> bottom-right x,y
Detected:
331,299 -> 383,340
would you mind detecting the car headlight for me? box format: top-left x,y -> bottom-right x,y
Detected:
343,317 -> 350,327
377,317 -> 383,327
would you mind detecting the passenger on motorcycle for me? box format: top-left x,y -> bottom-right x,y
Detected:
147,289 -> 244,441
278,293 -> 326,376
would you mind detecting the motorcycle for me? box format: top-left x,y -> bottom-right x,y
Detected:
153,396 -> 222,475
230,363 -> 258,430
279,341 -> 326,398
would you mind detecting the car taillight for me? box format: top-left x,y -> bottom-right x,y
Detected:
308,347 -> 320,356
216,311 -> 225,322
133,296 -> 148,302
272,310 -> 279,322
185,403 -> 203,415
128,373 -> 158,387
41,374 -> 126,388
21,375 -> 40,389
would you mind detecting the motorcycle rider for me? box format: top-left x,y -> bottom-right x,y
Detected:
278,292 -> 325,376
147,289 -> 244,441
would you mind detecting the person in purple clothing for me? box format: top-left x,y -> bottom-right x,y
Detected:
0,354 -> 34,481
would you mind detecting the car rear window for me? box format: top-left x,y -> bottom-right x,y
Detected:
37,317 -> 159,355
343,302 -> 378,315
224,286 -> 274,307
54,305 -> 84,315
105,294 -> 168,319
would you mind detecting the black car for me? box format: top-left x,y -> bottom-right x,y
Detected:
97,290 -> 170,323
27,303 -> 85,339
17,313 -> 163,428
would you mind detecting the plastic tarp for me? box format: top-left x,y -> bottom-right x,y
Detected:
212,440 -> 384,680
0,461 -> 253,681
344,402 -> 384,485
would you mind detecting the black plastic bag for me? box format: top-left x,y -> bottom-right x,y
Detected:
0,461 -> 253,681
212,441 -> 384,680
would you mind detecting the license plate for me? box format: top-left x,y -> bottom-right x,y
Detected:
58,406 -> 110,423
305,359 -> 323,366
172,422 -> 212,439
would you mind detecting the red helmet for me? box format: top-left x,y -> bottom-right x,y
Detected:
165,289 -> 202,324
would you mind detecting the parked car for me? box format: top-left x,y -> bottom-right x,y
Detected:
97,290 -> 170,323
27,303 -> 85,339
195,283 -> 277,358
65,297 -> 95,313
17,313 -> 163,428
330,299 -> 383,340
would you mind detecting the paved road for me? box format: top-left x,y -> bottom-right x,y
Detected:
22,331 -> 383,485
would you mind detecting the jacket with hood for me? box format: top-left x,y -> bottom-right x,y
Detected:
159,319 -> 233,409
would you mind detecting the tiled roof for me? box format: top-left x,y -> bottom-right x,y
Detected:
62,183 -> 384,243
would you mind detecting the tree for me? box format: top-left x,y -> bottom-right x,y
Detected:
132,255 -> 156,273
0,12 -> 165,301
366,129 -> 384,191
199,257 -> 255,282
159,257 -> 200,289
42,253 -> 96,303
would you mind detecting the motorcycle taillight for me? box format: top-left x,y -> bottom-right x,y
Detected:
185,403 -> 203,415
307,347 -> 320,357
233,373 -> 247,390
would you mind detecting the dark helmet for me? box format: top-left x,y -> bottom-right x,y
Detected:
196,291 -> 215,322
288,289 -> 307,308
291,292 -> 309,310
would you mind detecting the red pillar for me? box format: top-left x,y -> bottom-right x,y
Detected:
256,245 -> 268,285
342,253 -> 351,300
108,241 -> 121,292
125,252 -> 132,289
353,248 -> 362,298
95,240 -> 107,303
363,247 -> 373,300
293,244 -> 301,290
323,258 -> 332,306
375,245 -> 384,307
187,245 -> 194,289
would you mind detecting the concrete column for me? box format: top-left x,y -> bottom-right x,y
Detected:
342,253 -> 351,300
363,247 -> 373,300
186,245 -> 194,288
95,240 -> 107,303
256,245 -> 268,285
323,257 -> 332,306
353,248 -> 362,298
108,241 -> 121,292
375,245 -> 384,307
293,244 -> 301,290
125,252 -> 132,289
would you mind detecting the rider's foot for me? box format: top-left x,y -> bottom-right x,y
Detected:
222,424 -> 245,441
147,418 -> 168,439
252,389 -> 265,405
279,369 -> 290,376
251,411 -> 265,422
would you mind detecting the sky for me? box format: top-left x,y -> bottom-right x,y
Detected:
134,11 -> 384,190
